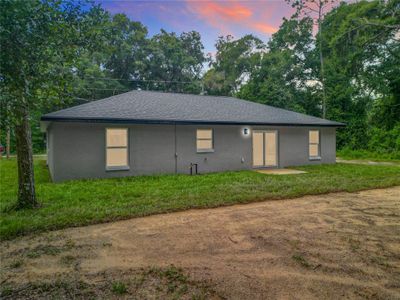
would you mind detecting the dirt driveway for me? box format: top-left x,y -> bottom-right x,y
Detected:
1,187 -> 400,299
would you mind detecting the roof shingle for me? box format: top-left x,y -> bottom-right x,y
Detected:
41,90 -> 345,127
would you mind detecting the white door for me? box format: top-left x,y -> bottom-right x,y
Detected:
252,131 -> 278,167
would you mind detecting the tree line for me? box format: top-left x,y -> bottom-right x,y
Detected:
0,0 -> 399,208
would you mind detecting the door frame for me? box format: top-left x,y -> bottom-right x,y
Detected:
252,129 -> 279,168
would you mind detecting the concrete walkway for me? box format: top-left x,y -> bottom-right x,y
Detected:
255,168 -> 307,175
336,158 -> 400,166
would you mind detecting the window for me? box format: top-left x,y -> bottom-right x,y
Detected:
106,128 -> 129,169
309,130 -> 320,159
196,129 -> 213,152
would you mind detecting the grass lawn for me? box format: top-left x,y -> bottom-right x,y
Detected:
1,158 -> 399,240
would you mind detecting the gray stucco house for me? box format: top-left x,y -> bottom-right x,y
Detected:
41,91 -> 344,182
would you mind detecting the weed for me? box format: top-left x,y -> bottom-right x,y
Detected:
163,265 -> 187,283
111,281 -> 127,295
59,255 -> 76,266
64,239 -> 75,249
168,282 -> 178,293
292,254 -> 311,268
370,256 -> 390,268
9,259 -> 23,269
26,244 -> 63,258
348,237 -> 361,252
191,288 -> 210,300
0,286 -> 13,297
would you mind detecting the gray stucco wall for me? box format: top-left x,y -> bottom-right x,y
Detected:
46,125 -> 55,180
278,126 -> 336,166
46,122 -> 336,182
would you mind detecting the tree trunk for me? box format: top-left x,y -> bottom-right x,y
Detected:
6,127 -> 11,159
15,104 -> 38,209
318,2 -> 327,119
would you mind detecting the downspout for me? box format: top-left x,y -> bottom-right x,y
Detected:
174,123 -> 177,174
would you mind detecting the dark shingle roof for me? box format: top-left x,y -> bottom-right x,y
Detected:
41,90 -> 344,127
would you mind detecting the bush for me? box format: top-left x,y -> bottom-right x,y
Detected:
337,148 -> 400,161
338,123 -> 400,161
368,124 -> 400,154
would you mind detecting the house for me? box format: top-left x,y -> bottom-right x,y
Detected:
41,90 -> 344,182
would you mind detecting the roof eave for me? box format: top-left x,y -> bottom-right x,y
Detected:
40,116 -> 346,127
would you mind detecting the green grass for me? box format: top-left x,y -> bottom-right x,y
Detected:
337,149 -> 400,162
1,158 -> 399,240
291,254 -> 311,268
111,282 -> 127,295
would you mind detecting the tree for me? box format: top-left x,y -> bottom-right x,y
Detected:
145,30 -> 206,93
287,0 -> 338,118
319,0 -> 399,148
0,0 -> 107,208
0,91 -> 13,158
238,17 -> 318,115
204,35 -> 265,95
105,13 -> 148,88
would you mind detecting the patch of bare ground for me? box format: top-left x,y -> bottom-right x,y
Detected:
1,187 -> 399,299
0,265 -> 219,299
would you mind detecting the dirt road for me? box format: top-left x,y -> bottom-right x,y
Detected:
1,187 -> 400,299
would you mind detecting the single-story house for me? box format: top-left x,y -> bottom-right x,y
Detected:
41,90 -> 344,182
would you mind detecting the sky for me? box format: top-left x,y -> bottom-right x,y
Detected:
95,0 -> 297,54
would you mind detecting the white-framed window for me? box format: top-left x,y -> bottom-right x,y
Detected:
309,130 -> 320,159
196,129 -> 213,152
106,128 -> 129,169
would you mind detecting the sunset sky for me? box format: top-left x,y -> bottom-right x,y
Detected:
95,0 -> 297,54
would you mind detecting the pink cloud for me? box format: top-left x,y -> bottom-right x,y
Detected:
185,0 -> 290,37
196,1 -> 252,21
251,23 -> 277,35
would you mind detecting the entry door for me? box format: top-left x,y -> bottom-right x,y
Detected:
252,131 -> 278,167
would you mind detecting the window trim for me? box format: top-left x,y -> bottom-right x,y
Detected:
105,128 -> 130,171
308,129 -> 321,160
196,128 -> 214,153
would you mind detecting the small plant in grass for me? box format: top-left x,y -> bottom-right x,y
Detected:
64,239 -> 75,249
348,237 -> 361,252
146,265 -> 189,295
292,254 -> 311,268
191,290 -> 209,300
9,259 -> 24,269
168,282 -> 178,293
60,255 -> 76,266
370,256 -> 390,268
0,286 -> 13,297
163,265 -> 188,283
111,281 -> 127,295
26,244 -> 63,258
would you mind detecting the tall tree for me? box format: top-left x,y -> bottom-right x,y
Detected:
0,0 -> 107,208
287,0 -> 338,118
105,14 -> 148,87
204,35 -> 265,95
238,17 -> 318,114
145,30 -> 206,93
319,0 -> 399,148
